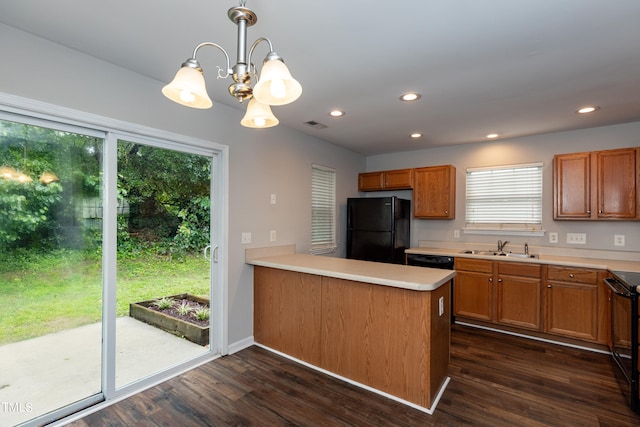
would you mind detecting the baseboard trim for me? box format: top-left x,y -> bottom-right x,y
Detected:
228,336 -> 255,355
455,321 -> 611,355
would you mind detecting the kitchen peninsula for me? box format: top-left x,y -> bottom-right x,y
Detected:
246,247 -> 455,413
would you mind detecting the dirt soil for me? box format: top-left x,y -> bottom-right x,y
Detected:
148,298 -> 209,327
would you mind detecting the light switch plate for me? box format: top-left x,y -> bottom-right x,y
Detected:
241,232 -> 251,244
270,230 -> 277,242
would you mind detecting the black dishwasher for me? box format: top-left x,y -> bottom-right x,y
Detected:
406,253 -> 454,270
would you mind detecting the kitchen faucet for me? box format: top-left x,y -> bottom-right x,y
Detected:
497,240 -> 509,252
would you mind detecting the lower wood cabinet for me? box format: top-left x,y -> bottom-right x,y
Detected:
544,266 -> 607,343
454,258 -> 493,321
496,262 -> 542,330
454,258 -> 542,331
454,259 -> 608,345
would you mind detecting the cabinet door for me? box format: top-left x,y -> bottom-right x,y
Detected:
413,165 -> 455,219
358,172 -> 384,191
596,148 -> 637,219
545,282 -> 598,341
554,152 -> 591,219
454,270 -> 493,321
384,168 -> 414,189
496,275 -> 542,330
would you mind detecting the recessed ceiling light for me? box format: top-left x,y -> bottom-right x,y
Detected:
400,93 -> 421,102
486,133 -> 499,139
410,133 -> 422,139
576,106 -> 599,114
329,110 -> 345,117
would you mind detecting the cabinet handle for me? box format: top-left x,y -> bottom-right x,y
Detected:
547,285 -> 552,288
489,277 -> 493,283
569,273 -> 574,278
587,210 -> 591,214
445,210 -> 448,214
498,278 -> 502,283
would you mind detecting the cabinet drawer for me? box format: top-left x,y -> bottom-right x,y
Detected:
498,262 -> 541,278
547,266 -> 599,284
455,258 -> 493,273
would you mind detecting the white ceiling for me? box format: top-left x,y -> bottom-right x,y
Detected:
2,0 -> 640,155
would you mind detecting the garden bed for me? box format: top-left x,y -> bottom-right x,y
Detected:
129,293 -> 209,346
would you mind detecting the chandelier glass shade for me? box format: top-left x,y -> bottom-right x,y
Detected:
240,98 -> 279,128
161,1 -> 301,128
161,63 -> 213,109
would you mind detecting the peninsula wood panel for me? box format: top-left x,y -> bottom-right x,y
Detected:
253,267 -> 322,365
320,277 -> 450,408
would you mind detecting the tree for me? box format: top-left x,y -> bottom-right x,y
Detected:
0,120 -> 100,250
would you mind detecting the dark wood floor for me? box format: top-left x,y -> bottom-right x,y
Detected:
67,324 -> 640,426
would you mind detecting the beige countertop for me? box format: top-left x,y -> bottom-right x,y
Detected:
246,253 -> 455,291
406,247 -> 640,273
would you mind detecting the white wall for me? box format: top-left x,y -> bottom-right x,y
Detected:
0,24 -> 365,348
366,122 -> 640,254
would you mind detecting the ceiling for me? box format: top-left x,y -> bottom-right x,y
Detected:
2,0 -> 640,155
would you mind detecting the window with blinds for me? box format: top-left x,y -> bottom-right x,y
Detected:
311,164 -> 337,254
465,162 -> 543,231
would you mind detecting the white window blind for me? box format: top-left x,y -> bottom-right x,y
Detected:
465,162 -> 543,231
311,164 -> 336,254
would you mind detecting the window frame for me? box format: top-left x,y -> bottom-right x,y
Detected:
464,162 -> 545,236
310,163 -> 337,254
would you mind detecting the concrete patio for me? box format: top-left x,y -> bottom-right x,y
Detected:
0,317 -> 207,426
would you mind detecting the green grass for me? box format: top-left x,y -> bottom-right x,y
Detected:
0,251 -> 210,344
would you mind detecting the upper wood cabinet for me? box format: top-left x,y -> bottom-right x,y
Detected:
358,168 -> 413,192
413,165 -> 456,219
554,147 -> 638,220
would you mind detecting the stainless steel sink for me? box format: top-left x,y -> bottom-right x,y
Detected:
504,252 -> 539,259
459,250 -> 538,259
459,250 -> 498,255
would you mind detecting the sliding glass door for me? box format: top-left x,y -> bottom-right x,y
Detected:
0,107 -> 224,426
0,117 -> 105,425
114,138 -> 213,388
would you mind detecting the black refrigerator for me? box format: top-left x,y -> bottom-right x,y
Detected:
346,196 -> 411,264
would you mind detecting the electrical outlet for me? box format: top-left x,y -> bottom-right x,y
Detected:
614,234 -> 625,246
270,194 -> 276,205
241,232 -> 251,244
549,232 -> 558,244
438,296 -> 445,317
270,230 -> 277,242
454,229 -> 460,239
566,232 -> 587,244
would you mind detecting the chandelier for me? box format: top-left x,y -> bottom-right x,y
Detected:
162,1 -> 302,128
